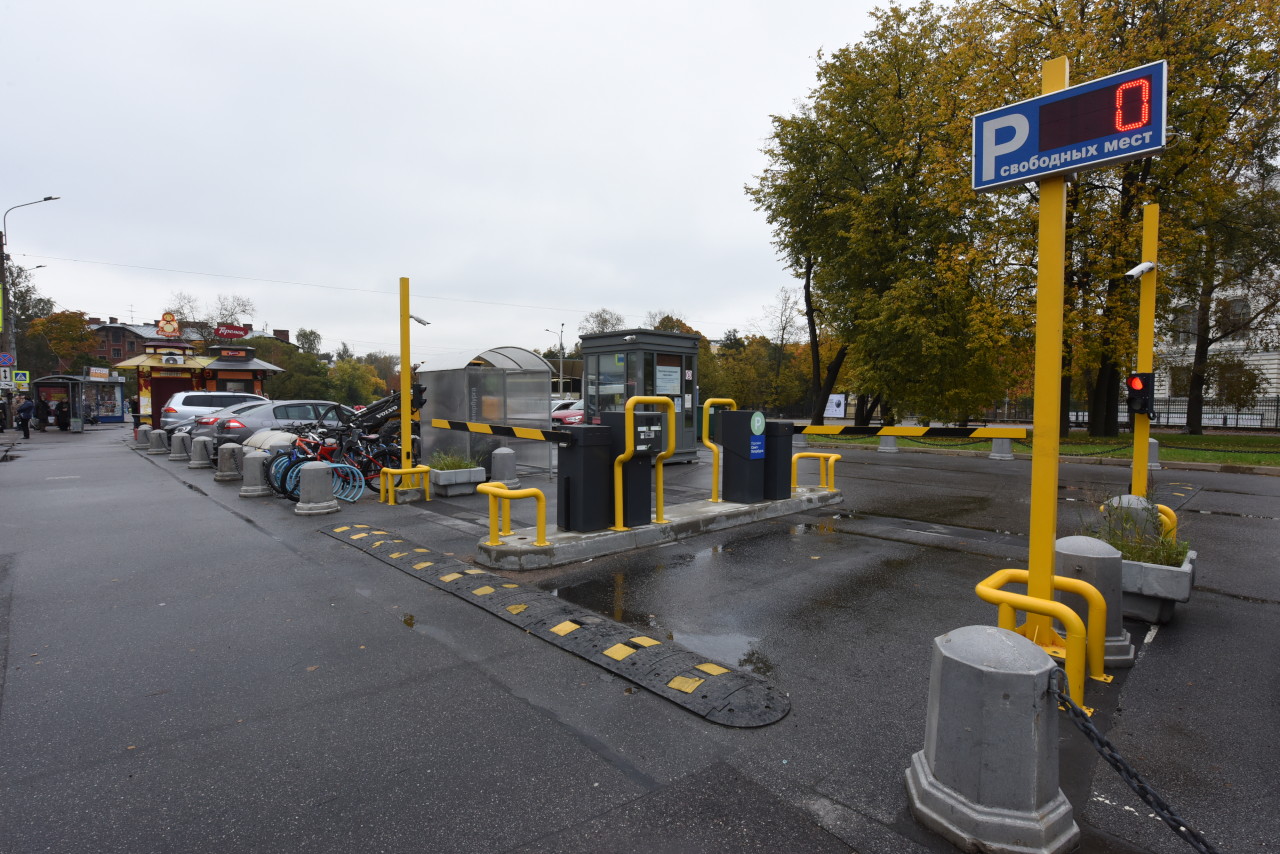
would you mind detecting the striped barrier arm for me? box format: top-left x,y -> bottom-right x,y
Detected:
795,425 -> 1027,438
429,418 -> 577,444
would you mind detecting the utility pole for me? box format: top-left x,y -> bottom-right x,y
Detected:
545,323 -> 565,396
2,196 -> 61,360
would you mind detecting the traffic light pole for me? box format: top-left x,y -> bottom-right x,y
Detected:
1130,204 -> 1159,496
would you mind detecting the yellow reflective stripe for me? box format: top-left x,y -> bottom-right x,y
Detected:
472,586 -> 495,596
695,663 -> 730,675
413,561 -> 434,570
668,675 -> 705,693
879,426 -> 929,437
603,643 -> 636,661
506,604 -> 528,615
439,572 -> 463,582
630,637 -> 661,647
551,621 -> 580,636
802,426 -> 843,435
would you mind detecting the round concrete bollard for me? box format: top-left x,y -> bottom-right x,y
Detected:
188,437 -> 215,469
905,625 -> 1078,854
877,435 -> 898,453
146,428 -> 170,455
213,443 -> 245,482
295,462 -> 340,515
490,446 -> 518,489
988,437 -> 1015,461
168,432 -> 192,462
1102,494 -> 1161,539
134,425 -> 153,449
239,450 -> 273,498
1054,536 -> 1135,668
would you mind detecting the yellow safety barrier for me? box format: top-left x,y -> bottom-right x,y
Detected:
1157,504 -> 1178,540
975,568 -> 1112,712
791,452 -> 840,493
611,396 -> 677,531
378,464 -> 432,505
700,398 -> 737,503
476,482 -> 550,547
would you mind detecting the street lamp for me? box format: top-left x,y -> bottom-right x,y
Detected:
2,195 -> 61,360
545,323 -> 564,397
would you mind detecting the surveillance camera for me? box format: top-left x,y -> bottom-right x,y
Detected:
622,334 -> 636,342
1125,261 -> 1156,279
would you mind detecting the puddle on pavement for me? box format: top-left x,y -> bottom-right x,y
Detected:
550,562 -> 779,677
402,613 -> 416,628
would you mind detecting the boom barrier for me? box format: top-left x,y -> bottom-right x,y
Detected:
795,425 -> 1027,439
429,418 -> 577,445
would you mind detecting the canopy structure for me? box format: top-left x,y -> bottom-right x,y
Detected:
416,346 -> 553,471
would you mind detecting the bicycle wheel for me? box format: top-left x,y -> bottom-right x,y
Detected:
281,456 -> 312,501
267,453 -> 296,495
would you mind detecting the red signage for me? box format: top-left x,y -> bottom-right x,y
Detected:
215,323 -> 249,339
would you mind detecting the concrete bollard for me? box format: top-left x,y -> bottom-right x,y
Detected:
168,432 -> 192,462
905,625 -> 1078,854
1102,494 -> 1160,539
188,437 -> 215,469
134,425 -> 153,449
1148,437 -> 1161,470
1055,536 -> 1135,668
239,450 -> 273,498
877,435 -> 898,453
989,437 -> 1015,461
295,461 -> 340,515
213,443 -> 244,482
146,429 -> 170,455
490,446 -> 518,489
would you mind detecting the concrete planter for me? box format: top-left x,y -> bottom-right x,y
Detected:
1121,550 -> 1196,625
429,466 -> 486,497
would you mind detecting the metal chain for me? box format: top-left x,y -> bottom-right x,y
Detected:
901,437 -> 988,448
1049,669 -> 1221,854
1012,439 -> 1131,457
1161,442 -> 1280,455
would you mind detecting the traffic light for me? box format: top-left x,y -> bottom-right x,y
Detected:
1125,372 -> 1155,416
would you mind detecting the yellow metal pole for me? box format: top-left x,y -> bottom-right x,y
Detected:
1131,204 -> 1159,496
399,277 -> 412,471
1024,56 -> 1071,651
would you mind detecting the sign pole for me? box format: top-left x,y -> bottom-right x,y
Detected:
1130,204 -> 1159,496
1023,56 -> 1071,651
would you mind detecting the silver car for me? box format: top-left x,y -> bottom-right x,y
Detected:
173,399 -> 278,444
212,399 -> 352,447
160,390 -> 268,430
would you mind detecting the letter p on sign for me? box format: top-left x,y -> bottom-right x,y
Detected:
981,114 -> 1029,182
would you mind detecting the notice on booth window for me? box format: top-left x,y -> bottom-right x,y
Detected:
824,394 -> 847,419
655,365 -> 681,395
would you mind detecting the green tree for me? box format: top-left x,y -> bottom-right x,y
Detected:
26,311 -> 99,373
252,336 -> 335,400
579,308 -> 626,336
295,328 -> 322,355
6,265 -> 55,372
165,291 -> 256,350
329,358 -> 387,406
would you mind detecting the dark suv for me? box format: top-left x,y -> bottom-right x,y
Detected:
160,391 -> 268,431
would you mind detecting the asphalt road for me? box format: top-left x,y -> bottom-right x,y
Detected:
1,426 -> 1276,853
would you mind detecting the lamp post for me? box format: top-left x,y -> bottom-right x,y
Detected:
2,196 -> 61,360
544,323 -> 564,397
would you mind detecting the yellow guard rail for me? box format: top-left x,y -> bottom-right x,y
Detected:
476,482 -> 550,547
611,396 -> 677,531
700,398 -> 736,503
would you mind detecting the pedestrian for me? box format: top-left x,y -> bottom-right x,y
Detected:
0,395 -> 7,433
16,394 -> 34,439
130,395 -> 141,429
34,397 -> 49,432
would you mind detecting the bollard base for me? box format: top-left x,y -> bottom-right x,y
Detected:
188,460 -> 213,469
906,751 -> 1078,854
392,487 -> 426,504
295,499 -> 340,516
213,472 -> 242,482
239,486 -> 273,498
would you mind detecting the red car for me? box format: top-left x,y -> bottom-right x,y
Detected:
550,400 -> 585,425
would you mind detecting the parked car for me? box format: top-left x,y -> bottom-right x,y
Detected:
551,399 -> 581,413
550,400 -> 585,425
212,399 -> 354,447
172,399 -> 279,444
160,390 -> 268,431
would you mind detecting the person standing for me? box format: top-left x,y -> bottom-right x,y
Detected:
0,395 -> 8,433
34,396 -> 49,431
16,394 -> 34,439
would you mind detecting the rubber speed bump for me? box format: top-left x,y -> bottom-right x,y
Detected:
323,523 -> 790,727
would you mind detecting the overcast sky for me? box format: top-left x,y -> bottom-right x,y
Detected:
3,1 -> 881,364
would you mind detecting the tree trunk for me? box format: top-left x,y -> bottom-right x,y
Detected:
1059,374 -> 1072,438
1088,360 -> 1122,437
801,258 -> 827,425
854,393 -> 880,426
1185,250 -> 1218,435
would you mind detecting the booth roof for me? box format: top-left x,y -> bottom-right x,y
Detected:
414,346 -> 551,373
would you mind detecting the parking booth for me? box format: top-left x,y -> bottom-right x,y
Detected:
580,329 -> 699,462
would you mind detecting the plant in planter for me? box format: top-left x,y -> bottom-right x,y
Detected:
427,451 -> 487,496
1083,495 -> 1195,624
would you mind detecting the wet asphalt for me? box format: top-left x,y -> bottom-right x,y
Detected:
1,425 -> 1276,853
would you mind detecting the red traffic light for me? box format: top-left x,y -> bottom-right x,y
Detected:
1126,375 -> 1147,392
